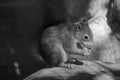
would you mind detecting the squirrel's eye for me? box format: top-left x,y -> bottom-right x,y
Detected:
83,34 -> 89,40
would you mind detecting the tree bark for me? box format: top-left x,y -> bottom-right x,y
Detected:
24,61 -> 115,80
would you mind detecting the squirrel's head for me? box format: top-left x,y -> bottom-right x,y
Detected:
69,17 -> 93,43
68,17 -> 93,56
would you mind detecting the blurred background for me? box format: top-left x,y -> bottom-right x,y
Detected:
0,0 -> 90,80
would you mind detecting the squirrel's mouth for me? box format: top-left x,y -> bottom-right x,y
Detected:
76,42 -> 92,56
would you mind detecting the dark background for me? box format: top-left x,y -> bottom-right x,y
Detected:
0,0 -> 90,80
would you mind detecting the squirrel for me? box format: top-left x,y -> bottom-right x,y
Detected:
40,18 -> 94,68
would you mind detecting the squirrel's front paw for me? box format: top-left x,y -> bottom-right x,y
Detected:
66,64 -> 79,69
66,58 -> 83,65
59,63 -> 79,69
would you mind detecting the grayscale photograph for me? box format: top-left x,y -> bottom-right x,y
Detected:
0,0 -> 120,80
